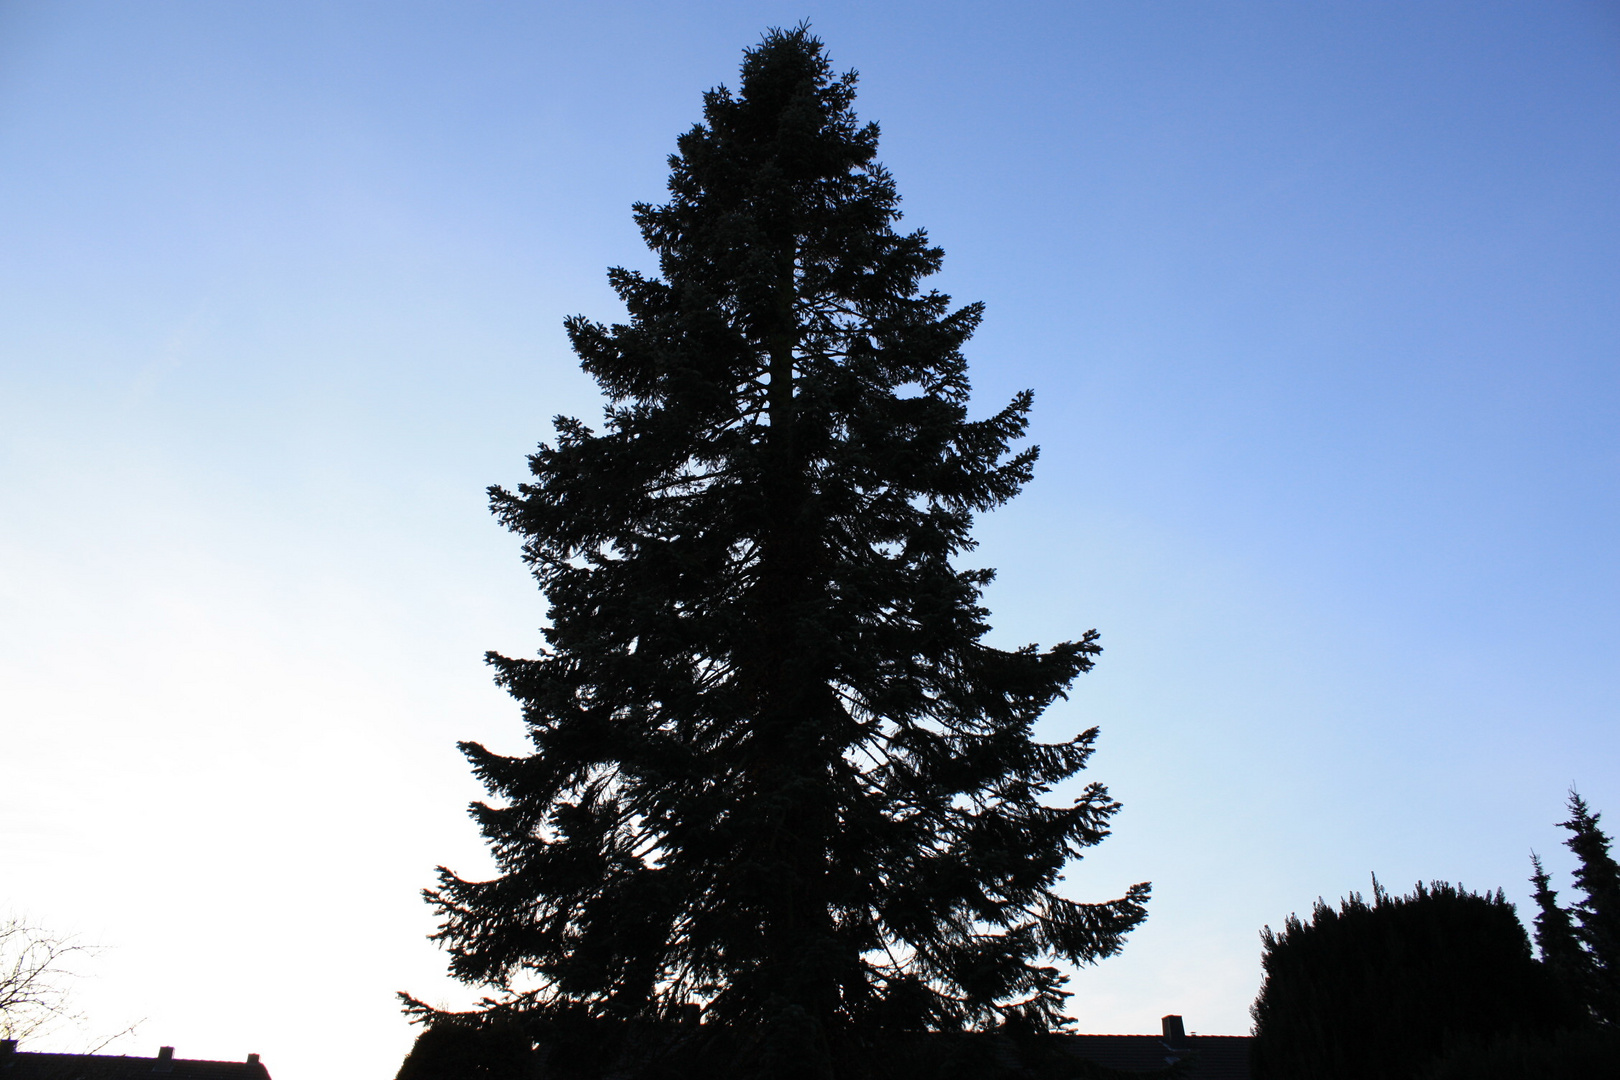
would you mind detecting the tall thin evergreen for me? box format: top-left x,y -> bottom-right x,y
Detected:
418,26 -> 1147,1070
1530,852 -> 1588,1007
1560,793 -> 1620,1024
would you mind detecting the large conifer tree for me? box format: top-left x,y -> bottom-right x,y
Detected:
422,27 -> 1147,1067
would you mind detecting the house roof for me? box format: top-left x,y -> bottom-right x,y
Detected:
0,1045 -> 270,1080
1059,1033 -> 1251,1079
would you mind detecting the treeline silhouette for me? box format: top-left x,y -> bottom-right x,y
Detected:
1251,792 -> 1620,1079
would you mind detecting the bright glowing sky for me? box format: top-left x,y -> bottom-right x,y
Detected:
2,3 -> 1617,1078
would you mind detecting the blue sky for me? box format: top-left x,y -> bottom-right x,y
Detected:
2,2 -> 1616,1076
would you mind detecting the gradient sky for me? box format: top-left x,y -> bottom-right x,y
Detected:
2,2 -> 1617,1077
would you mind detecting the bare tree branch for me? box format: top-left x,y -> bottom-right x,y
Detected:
0,916 -> 93,1040
0,914 -> 142,1051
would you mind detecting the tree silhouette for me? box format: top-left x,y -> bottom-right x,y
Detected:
1250,880 -> 1569,1080
414,25 -> 1147,1077
0,914 -> 139,1052
0,916 -> 86,1042
1529,851 -> 1588,1011
1557,792 -> 1620,1025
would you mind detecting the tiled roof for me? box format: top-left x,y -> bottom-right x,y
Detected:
0,1050 -> 270,1080
1060,1033 -> 1251,1079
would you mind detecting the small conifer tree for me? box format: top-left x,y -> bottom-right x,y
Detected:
412,26 -> 1147,1077
1560,793 -> 1620,1025
1530,851 -> 1588,1009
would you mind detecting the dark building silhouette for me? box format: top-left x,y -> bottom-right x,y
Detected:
1060,1016 -> 1251,1079
0,1042 -> 269,1080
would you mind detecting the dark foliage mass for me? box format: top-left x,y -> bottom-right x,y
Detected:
1419,1025 -> 1620,1080
404,26 -> 1146,1079
1251,795 -> 1620,1079
1249,880 -> 1573,1080
395,1022 -> 535,1080
1531,792 -> 1620,1028
394,1018 -> 1178,1080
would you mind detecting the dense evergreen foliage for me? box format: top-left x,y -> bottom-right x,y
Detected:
1533,792 -> 1620,1028
409,27 -> 1147,1078
395,1021 -> 535,1080
1420,1026 -> 1620,1080
1530,851 -> 1588,1016
1250,880 -> 1571,1080
394,1018 -> 1179,1080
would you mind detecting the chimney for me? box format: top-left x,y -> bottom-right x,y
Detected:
153,1047 -> 174,1074
679,1003 -> 702,1027
247,1054 -> 260,1066
1161,1015 -> 1186,1048
1,1039 -> 16,1056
